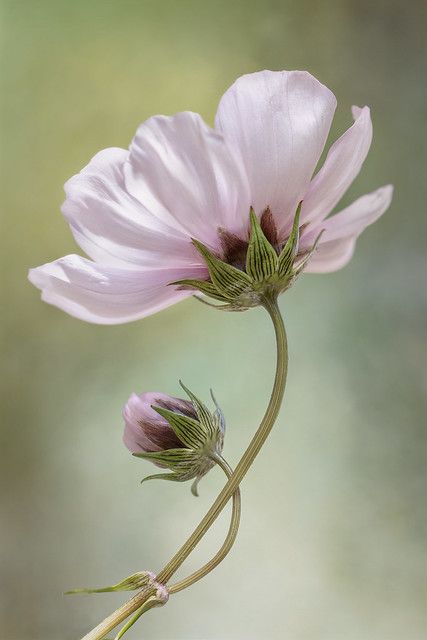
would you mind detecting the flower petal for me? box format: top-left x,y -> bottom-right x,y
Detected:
318,184 -> 393,242
123,392 -> 182,454
304,236 -> 356,273
301,185 -> 393,245
124,112 -> 251,249
301,106 -> 373,225
302,185 -> 392,273
28,255 -> 208,324
215,70 -> 336,232
62,148 -> 197,268
123,393 -> 161,453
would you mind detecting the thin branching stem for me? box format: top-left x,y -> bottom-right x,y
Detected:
168,454 -> 241,594
80,296 -> 288,640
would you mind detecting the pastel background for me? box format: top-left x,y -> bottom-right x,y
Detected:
1,1 -> 426,639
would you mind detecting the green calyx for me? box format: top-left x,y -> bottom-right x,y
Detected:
173,205 -> 321,310
133,382 -> 225,495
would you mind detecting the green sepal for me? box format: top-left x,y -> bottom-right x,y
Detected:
133,448 -> 197,472
179,380 -> 217,439
210,389 -> 226,435
65,571 -> 154,595
140,472 -> 188,485
193,296 -> 245,312
170,278 -> 228,302
246,209 -> 279,282
151,405 -> 208,450
278,202 -> 301,277
192,238 -> 251,300
191,476 -> 202,497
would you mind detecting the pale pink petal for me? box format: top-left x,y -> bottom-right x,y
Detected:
304,237 -> 356,273
318,185 -> 393,242
124,112 -> 251,249
123,392 -> 174,453
302,185 -> 392,273
215,70 -> 336,232
123,391 -> 186,454
123,393 -> 160,453
62,148 -> 198,268
28,255 -> 208,324
124,392 -> 164,424
301,106 -> 373,225
301,185 -> 393,246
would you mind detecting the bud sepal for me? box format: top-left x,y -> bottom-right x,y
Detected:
124,383 -> 225,494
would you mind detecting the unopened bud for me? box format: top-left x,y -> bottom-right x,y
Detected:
123,382 -> 225,493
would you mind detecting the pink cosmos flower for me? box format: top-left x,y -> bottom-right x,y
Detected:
29,70 -> 393,324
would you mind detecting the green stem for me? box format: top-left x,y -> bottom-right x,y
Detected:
157,296 -> 287,582
168,454 -> 241,594
80,296 -> 288,640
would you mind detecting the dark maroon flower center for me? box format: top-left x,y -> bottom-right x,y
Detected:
218,207 -> 281,270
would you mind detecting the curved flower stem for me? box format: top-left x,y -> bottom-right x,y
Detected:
168,454 -> 241,595
157,295 -> 287,583
80,295 -> 288,640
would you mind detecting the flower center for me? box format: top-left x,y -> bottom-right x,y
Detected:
218,207 -> 282,271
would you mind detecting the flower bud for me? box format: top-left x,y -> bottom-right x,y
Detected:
123,382 -> 225,494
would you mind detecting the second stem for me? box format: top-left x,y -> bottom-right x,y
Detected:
81,295 -> 288,640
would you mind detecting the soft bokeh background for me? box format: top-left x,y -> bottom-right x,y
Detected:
1,1 -> 426,638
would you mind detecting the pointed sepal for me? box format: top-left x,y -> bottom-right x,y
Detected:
193,296 -> 246,312
278,202 -> 301,277
191,476 -> 202,497
170,278 -> 228,302
140,472 -> 188,485
192,238 -> 252,300
246,209 -> 279,282
151,404 -> 208,450
210,388 -> 226,436
179,380 -> 217,439
133,448 -> 198,474
65,571 -> 155,595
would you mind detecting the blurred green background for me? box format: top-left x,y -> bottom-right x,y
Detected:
1,1 -> 426,638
